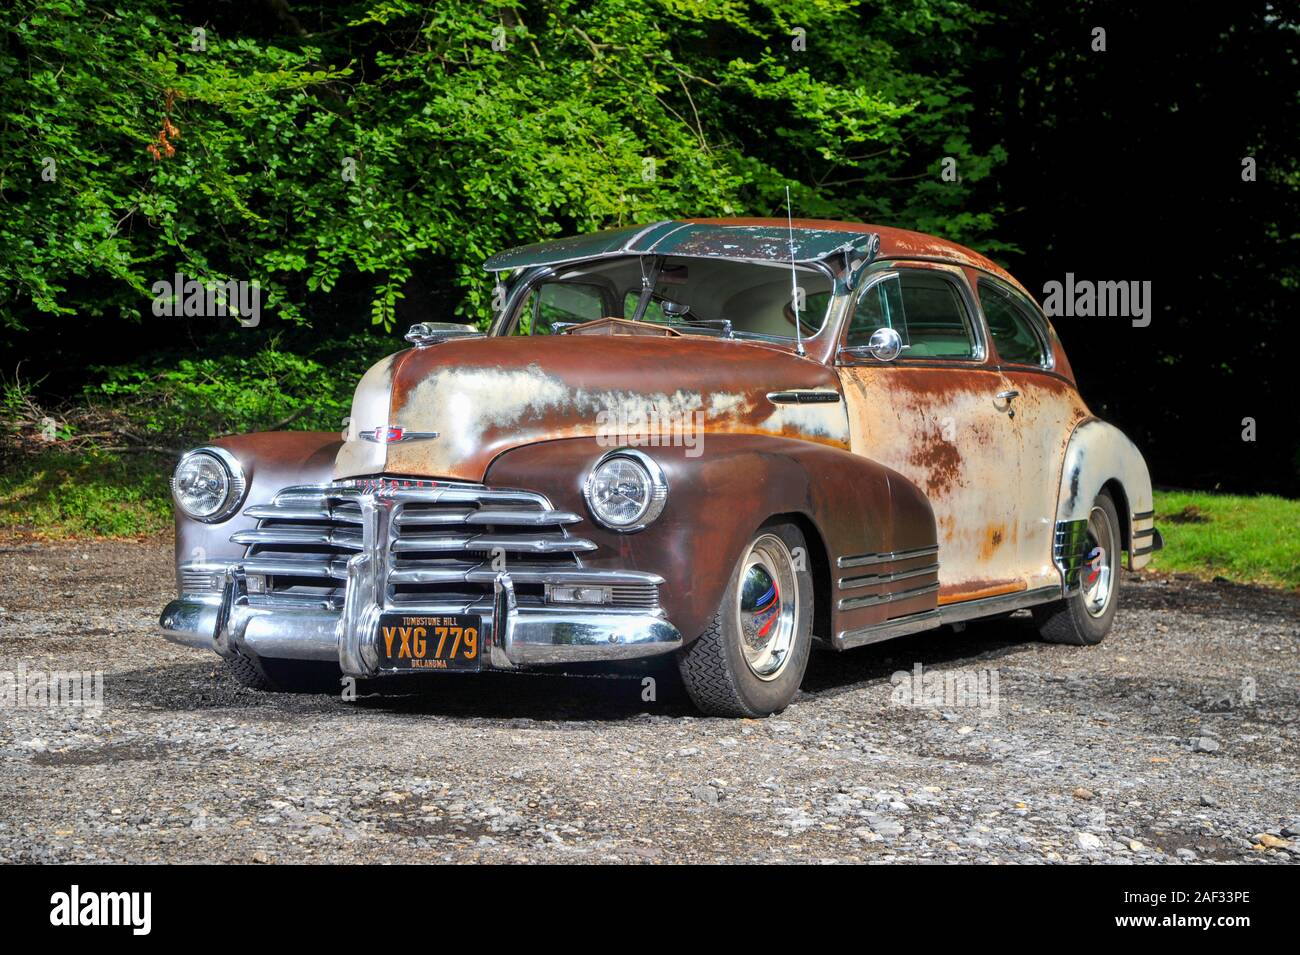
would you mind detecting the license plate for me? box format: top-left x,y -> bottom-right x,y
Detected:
376,613 -> 482,671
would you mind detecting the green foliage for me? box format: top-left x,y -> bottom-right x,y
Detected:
0,0 -> 1008,331
0,448 -> 171,536
1149,490 -> 1300,591
82,332 -> 393,446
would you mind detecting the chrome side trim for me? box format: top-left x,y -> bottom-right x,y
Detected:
766,390 -> 842,405
939,586 -> 1059,625
838,562 -> 939,591
834,585 -> 1061,650
837,581 -> 939,612
836,610 -> 941,648
837,545 -> 939,569
1132,528 -> 1163,557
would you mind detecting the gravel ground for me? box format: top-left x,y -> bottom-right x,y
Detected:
0,537 -> 1297,864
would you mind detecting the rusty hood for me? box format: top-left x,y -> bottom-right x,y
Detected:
333,334 -> 850,482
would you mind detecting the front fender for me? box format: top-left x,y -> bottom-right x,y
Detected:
173,431 -> 343,585
1055,418 -> 1157,569
486,434 -> 937,644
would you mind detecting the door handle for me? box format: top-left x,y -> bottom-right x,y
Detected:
995,389 -> 1019,418
996,389 -> 1020,401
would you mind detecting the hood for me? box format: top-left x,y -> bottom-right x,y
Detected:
333,334 -> 850,482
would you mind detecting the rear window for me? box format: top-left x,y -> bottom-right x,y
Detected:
979,281 -> 1047,366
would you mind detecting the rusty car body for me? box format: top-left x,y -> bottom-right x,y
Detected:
161,218 -> 1163,716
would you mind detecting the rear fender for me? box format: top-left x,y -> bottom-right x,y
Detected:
1055,419 -> 1156,571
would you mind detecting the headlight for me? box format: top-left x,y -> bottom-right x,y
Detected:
171,447 -> 247,522
583,449 -> 668,531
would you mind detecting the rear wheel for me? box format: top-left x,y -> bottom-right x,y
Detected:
677,523 -> 813,717
1034,490 -> 1121,645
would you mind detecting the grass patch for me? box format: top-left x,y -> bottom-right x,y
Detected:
0,449 -> 171,538
1149,489 -> 1299,590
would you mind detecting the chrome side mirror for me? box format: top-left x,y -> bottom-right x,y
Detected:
661,299 -> 692,319
864,326 -> 904,361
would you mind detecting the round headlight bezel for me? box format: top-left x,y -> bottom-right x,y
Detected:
171,447 -> 247,523
582,448 -> 669,532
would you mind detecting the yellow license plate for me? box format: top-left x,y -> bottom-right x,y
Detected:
376,614 -> 481,671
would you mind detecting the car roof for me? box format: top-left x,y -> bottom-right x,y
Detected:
482,217 -> 1025,294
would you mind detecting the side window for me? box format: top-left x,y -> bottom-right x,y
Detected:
517,282 -> 605,335
847,270 -> 976,359
979,281 -> 1047,366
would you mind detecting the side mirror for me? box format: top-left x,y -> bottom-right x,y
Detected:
864,326 -> 904,361
661,299 -> 692,319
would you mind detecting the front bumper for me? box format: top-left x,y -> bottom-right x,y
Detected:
160,569 -> 683,675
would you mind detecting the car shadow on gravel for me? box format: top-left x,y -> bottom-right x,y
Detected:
113,656 -> 704,722
801,613 -> 1043,698
123,618 -> 1045,723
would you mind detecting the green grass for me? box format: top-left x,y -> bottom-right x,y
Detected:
1148,490 -> 1299,590
0,450 -> 171,538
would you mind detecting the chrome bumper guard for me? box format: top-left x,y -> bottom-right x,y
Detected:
160,567 -> 682,674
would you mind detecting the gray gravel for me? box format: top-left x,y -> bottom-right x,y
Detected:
1,537 -> 1297,864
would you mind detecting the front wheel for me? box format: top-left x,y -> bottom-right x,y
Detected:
223,654 -> 342,693
1033,490 -> 1122,645
676,523 -> 813,717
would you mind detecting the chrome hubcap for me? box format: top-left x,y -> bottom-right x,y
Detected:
1083,505 -> 1116,617
736,534 -> 799,681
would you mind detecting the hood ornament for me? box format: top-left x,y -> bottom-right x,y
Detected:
360,427 -> 439,444
404,322 -> 485,347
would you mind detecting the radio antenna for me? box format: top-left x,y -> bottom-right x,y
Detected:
786,186 -> 804,357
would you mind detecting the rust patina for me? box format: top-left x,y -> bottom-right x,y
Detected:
162,217 -> 1160,715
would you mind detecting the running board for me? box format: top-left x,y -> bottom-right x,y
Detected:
833,585 -> 1062,650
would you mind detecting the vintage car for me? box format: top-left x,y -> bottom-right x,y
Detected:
161,218 -> 1163,716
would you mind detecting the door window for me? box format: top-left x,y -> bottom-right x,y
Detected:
847,271 -> 977,359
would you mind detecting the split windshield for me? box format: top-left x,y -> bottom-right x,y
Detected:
505,255 -> 834,341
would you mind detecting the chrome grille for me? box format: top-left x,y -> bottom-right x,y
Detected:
232,480 -> 657,612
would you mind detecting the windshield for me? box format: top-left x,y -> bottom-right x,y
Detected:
502,255 -> 835,340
